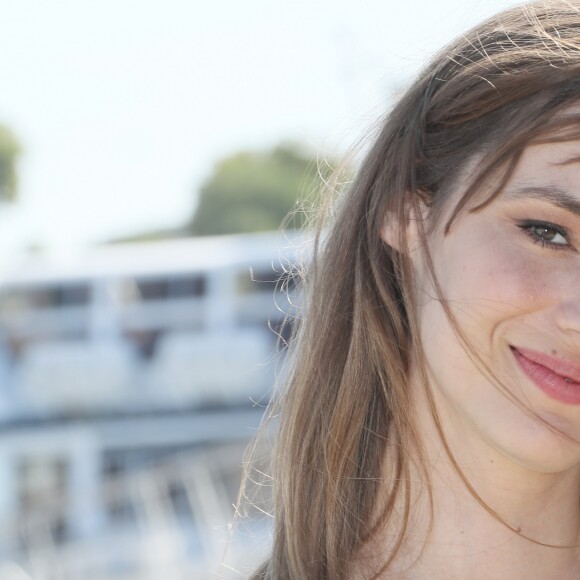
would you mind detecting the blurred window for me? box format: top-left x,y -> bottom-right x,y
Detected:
0,283 -> 91,311
102,452 -> 137,525
134,274 -> 206,301
123,329 -> 160,359
171,275 -> 206,298
135,279 -> 169,301
18,456 -> 68,542
237,268 -> 296,294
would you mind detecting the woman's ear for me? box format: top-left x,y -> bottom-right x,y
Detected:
379,209 -> 405,251
379,195 -> 426,253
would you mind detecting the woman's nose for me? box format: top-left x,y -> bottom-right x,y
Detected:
554,297 -> 580,335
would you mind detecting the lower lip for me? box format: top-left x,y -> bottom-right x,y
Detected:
512,347 -> 580,405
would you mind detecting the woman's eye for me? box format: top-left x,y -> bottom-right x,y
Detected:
518,220 -> 571,250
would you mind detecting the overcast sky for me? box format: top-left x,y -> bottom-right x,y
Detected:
0,0 -> 522,254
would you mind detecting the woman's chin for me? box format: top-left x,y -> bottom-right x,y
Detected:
487,415 -> 580,475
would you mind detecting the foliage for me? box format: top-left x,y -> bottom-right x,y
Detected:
0,125 -> 20,202
188,144 -> 328,236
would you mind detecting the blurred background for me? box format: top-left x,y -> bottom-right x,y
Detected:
0,0 -> 521,578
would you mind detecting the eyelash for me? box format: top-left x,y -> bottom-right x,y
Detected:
517,219 -> 572,251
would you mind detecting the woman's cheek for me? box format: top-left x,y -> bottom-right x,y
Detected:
442,236 -> 555,313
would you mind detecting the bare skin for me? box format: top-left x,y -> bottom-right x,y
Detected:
385,390 -> 580,579
362,141 -> 580,579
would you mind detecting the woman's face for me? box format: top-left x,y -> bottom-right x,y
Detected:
415,139 -> 580,474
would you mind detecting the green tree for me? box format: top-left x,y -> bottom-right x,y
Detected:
188,144 -> 325,236
0,124 -> 20,202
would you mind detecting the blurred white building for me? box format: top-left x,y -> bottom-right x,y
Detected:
0,231 -> 302,578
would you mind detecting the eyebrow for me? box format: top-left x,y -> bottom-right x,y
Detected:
503,185 -> 580,216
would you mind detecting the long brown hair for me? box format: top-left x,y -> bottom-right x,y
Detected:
244,2 -> 580,578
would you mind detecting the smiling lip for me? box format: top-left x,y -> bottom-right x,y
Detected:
511,346 -> 580,405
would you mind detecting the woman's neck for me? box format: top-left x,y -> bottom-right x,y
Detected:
404,453 -> 580,579
376,392 -> 580,579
